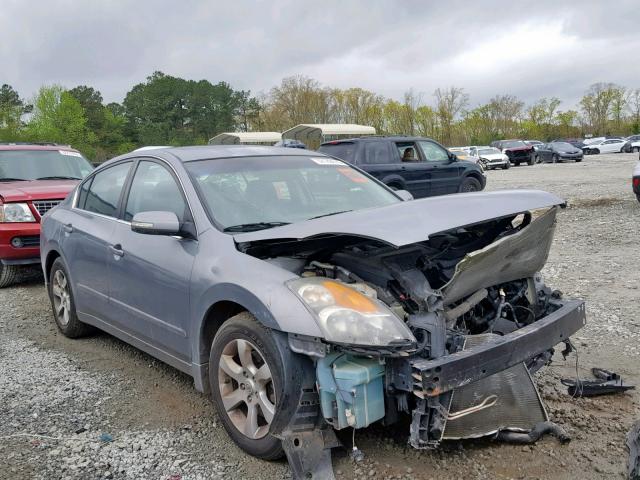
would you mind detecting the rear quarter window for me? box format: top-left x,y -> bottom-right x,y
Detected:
317,143 -> 357,164
363,142 -> 394,164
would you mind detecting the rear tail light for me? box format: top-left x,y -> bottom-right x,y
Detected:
633,178 -> 640,188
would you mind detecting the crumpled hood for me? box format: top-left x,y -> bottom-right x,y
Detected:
235,190 -> 565,248
0,180 -> 78,202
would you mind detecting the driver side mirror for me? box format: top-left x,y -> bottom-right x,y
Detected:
448,153 -> 458,162
131,211 -> 181,236
394,189 -> 414,201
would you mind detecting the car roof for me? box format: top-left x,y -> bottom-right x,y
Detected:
118,145 -> 326,163
0,143 -> 79,152
320,136 -> 439,145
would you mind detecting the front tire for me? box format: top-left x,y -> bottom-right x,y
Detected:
552,154 -> 559,164
210,312 -> 285,460
503,162 -> 510,170
48,258 -> 93,338
0,264 -> 19,288
527,154 -> 535,166
592,148 -> 600,155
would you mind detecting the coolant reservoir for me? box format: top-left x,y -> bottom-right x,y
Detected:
317,354 -> 385,430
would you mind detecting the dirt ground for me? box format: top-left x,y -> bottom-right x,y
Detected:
1,153 -> 638,479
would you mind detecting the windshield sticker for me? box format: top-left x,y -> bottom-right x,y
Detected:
338,168 -> 368,183
310,157 -> 344,166
59,150 -> 82,157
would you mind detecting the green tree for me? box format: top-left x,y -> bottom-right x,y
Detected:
24,85 -> 95,154
0,84 -> 31,140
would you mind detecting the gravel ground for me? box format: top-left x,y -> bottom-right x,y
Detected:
1,153 -> 639,479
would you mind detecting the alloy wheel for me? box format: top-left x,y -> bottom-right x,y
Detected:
217,339 -> 276,440
52,270 -> 71,326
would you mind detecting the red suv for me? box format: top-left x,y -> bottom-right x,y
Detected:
0,143 -> 93,287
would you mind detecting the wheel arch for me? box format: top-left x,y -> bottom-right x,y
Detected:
44,249 -> 62,283
381,174 -> 406,190
192,284 -> 284,393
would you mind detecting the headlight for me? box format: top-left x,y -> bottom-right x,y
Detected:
288,277 -> 416,347
0,203 -> 35,223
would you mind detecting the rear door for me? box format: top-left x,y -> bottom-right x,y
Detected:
107,159 -> 197,360
417,140 -> 460,195
358,141 -> 405,187
392,141 -> 432,198
63,161 -> 133,320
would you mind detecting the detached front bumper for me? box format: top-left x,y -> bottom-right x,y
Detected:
411,299 -> 586,397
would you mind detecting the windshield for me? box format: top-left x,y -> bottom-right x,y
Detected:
0,150 -> 93,181
551,142 -> 575,150
186,155 -> 400,231
501,141 -> 527,149
478,148 -> 501,155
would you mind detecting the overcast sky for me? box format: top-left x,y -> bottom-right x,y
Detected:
2,0 -> 639,110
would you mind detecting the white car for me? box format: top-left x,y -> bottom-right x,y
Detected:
582,138 -> 627,155
469,146 -> 510,170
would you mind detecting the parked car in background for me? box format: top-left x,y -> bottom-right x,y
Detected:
633,155 -> 640,203
0,143 -> 93,287
622,135 -> 640,153
318,137 -> 486,197
552,138 -> 585,150
582,138 -> 627,155
490,139 -> 535,166
274,139 -> 307,149
535,142 -> 583,163
40,145 -> 585,477
469,146 -> 510,169
525,140 -> 545,163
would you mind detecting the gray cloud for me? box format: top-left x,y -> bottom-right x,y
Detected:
1,0 -> 639,110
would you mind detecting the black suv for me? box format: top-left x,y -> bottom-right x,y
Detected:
317,136 -> 486,198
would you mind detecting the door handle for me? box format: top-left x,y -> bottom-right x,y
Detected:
109,244 -> 124,258
63,223 -> 73,234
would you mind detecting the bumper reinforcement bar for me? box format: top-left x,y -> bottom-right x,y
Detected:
411,299 -> 586,397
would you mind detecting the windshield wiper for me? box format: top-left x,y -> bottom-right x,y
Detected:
0,177 -> 27,182
36,176 -> 82,180
223,221 -> 291,233
308,210 -> 353,220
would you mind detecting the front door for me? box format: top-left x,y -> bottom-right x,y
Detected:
417,140 -> 460,195
107,160 -> 197,361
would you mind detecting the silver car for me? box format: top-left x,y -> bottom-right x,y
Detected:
41,146 -> 586,478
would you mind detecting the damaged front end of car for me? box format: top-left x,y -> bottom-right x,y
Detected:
236,193 -> 586,479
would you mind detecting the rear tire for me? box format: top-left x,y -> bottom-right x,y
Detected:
637,194 -> 640,204
48,258 -> 93,338
593,148 -> 600,155
0,264 -> 19,288
514,161 -> 521,166
459,177 -> 482,193
209,312 -> 286,460
503,162 -> 510,170
527,155 -> 535,166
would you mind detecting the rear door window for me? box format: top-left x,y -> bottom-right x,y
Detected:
81,162 -> 132,217
396,142 -> 421,162
317,142 -> 357,163
363,142 -> 393,164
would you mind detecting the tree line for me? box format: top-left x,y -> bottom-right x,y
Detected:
1,72 -> 639,161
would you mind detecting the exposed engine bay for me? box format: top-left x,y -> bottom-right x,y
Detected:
240,205 -> 586,478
